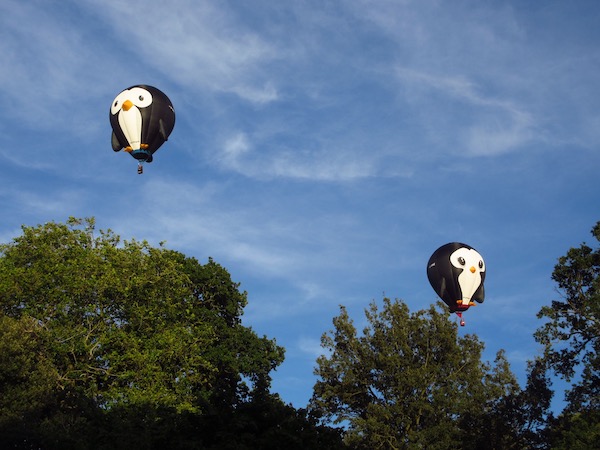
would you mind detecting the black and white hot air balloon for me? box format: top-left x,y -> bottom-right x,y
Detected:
427,242 -> 486,326
110,85 -> 175,174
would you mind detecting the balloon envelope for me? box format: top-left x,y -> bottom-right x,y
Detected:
427,242 -> 486,312
110,85 -> 175,164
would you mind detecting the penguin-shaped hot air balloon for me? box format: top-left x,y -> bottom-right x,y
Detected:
110,85 -> 175,174
427,242 -> 486,325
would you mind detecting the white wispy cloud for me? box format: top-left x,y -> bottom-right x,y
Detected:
0,1 -> 116,129
297,336 -> 327,359
0,185 -> 86,219
220,132 -> 251,168
395,67 -> 535,156
91,0 -> 280,104
215,130 -> 381,181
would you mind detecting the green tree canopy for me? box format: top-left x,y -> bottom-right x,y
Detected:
0,218 -> 307,448
534,221 -> 600,411
310,298 -> 523,450
534,220 -> 600,447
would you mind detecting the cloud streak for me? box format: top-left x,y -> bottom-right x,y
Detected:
216,131 -> 380,181
90,0 -> 280,104
395,67 -> 535,156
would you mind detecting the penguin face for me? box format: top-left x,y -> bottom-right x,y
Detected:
449,247 -> 485,306
111,87 -> 153,115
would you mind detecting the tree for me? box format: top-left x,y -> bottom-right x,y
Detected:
0,218 -> 296,448
0,315 -> 62,447
534,221 -> 600,410
533,220 -> 600,446
310,298 -> 522,449
480,357 -> 553,450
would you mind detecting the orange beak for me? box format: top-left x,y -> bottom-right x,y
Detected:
470,266 -> 476,273
122,99 -> 133,111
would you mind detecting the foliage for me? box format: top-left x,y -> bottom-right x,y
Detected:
310,298 -> 524,449
533,220 -> 600,446
7,217 -> 600,448
481,357 -> 553,450
534,221 -> 600,410
0,218 -> 340,448
546,409 -> 600,450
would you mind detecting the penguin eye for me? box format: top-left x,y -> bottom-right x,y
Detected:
458,257 -> 466,266
111,92 -> 129,115
479,260 -> 484,269
128,87 -> 152,107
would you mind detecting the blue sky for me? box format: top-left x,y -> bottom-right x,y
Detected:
1,0 -> 599,410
